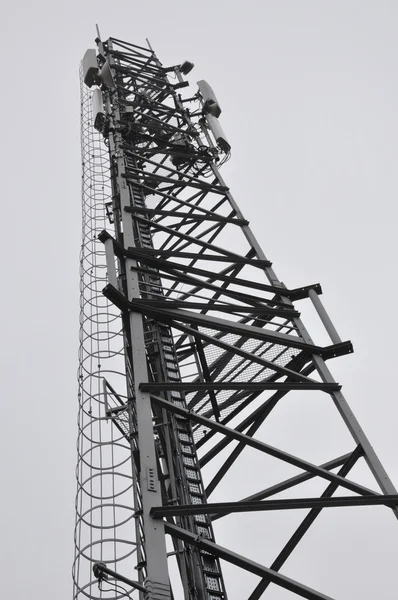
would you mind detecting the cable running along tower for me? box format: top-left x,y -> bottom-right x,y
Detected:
75,33 -> 398,600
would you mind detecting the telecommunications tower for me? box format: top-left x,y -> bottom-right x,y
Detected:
75,31 -> 398,600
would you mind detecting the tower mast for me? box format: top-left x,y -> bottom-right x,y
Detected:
74,34 -> 398,600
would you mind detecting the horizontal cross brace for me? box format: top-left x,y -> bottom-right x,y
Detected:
127,237 -> 321,301
124,170 -> 228,195
128,177 -> 218,215
131,253 -> 281,295
128,248 -> 271,268
102,282 -> 353,359
110,38 -> 154,55
98,230 -> 308,304
140,382 -> 341,392
165,522 -> 335,600
131,298 -> 346,356
125,214 -> 252,263
126,205 -> 249,226
211,452 -> 364,521
131,298 -> 299,317
132,264 -> 286,308
100,228 -> 257,273
151,494 -> 398,518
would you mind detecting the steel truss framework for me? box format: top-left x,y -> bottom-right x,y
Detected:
75,34 -> 398,600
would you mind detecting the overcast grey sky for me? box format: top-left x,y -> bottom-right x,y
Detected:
0,2 -> 397,599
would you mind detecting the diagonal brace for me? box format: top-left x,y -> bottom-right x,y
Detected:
164,522 -> 335,600
149,395 -> 379,497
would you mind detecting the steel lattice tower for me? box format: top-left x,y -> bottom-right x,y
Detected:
74,32 -> 398,600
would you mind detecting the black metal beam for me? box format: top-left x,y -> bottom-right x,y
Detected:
126,212 -> 243,262
164,523 -> 335,600
124,168 -> 228,195
151,494 -> 398,518
123,152 -> 229,192
132,265 -> 278,308
140,382 -> 341,392
126,247 -> 271,267
126,239 -> 287,296
140,295 -> 353,359
197,360 -> 315,454
98,233 -> 290,308
204,392 -> 284,497
165,321 -> 311,386
123,298 -> 298,317
149,395 -> 378,497
247,447 -> 362,600
191,325 -> 220,420
199,358 -> 313,466
137,301 -> 350,356
126,205 -> 249,226
105,223 -> 320,301
211,452 -> 357,521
